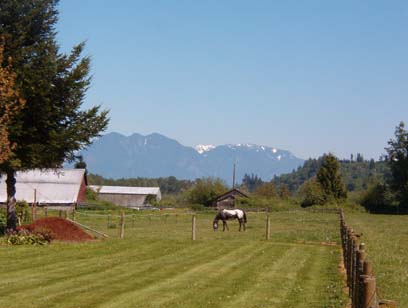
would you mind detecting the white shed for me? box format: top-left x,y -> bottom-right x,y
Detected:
0,169 -> 87,206
89,185 -> 161,208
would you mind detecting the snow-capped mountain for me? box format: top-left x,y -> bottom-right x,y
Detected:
79,132 -> 304,184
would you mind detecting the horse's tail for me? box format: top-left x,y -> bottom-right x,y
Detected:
243,211 -> 247,223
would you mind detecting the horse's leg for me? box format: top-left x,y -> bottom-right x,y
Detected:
225,221 -> 229,231
243,222 -> 246,231
222,221 -> 226,231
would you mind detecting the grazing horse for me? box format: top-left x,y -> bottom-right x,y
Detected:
213,209 -> 247,232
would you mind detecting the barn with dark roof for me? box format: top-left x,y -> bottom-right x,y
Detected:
213,188 -> 248,208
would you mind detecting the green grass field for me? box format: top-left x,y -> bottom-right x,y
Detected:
0,210 -> 347,308
345,212 -> 408,307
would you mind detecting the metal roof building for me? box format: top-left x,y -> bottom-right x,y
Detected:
89,185 -> 161,208
0,169 -> 87,205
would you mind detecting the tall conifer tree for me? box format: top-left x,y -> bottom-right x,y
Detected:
316,154 -> 347,201
0,0 -> 109,229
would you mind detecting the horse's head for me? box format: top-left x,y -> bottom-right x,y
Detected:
213,221 -> 219,231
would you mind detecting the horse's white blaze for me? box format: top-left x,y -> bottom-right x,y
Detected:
223,209 -> 244,219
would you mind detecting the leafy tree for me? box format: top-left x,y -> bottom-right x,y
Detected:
385,121 -> 408,210
300,178 -> 326,207
0,0 -> 109,229
0,38 -> 25,164
186,178 -> 228,206
254,182 -> 276,198
316,154 -> 347,201
279,185 -> 290,199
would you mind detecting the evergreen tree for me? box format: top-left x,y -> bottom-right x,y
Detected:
316,154 -> 347,201
242,173 -> 263,192
74,155 -> 87,170
356,153 -> 364,163
369,159 -> 375,170
385,121 -> 408,210
0,0 -> 109,229
0,39 -> 25,164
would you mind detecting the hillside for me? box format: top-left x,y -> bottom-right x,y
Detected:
272,157 -> 390,193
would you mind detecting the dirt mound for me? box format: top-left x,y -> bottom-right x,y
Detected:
21,217 -> 94,242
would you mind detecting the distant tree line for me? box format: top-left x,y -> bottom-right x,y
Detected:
87,173 -> 194,195
271,155 -> 389,194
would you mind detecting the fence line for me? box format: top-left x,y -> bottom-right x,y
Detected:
339,209 -> 397,308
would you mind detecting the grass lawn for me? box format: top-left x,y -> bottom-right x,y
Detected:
0,210 -> 347,308
345,212 -> 408,307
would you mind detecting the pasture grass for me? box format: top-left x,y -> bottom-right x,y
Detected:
345,212 -> 408,307
0,210 -> 347,307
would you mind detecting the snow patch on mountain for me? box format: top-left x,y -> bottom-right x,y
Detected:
195,144 -> 216,154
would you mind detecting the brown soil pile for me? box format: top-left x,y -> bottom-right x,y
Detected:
21,217 -> 94,242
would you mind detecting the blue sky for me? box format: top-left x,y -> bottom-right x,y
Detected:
57,1 -> 408,160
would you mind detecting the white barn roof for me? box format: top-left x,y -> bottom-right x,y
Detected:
0,169 -> 86,204
90,185 -> 161,201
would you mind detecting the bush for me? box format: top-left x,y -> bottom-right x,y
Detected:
6,228 -> 54,245
85,187 -> 98,201
16,200 -> 31,225
0,212 -> 6,234
235,196 -> 299,211
190,204 -> 207,211
360,183 -> 399,213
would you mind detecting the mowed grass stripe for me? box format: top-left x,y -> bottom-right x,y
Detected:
97,241 -> 263,308
0,240 -> 200,293
0,240 -> 169,284
223,244 -> 313,308
0,241 -> 216,306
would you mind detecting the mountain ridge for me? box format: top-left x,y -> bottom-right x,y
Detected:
81,132 -> 304,184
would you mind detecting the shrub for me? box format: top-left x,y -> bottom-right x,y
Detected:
0,212 -> 6,234
85,187 -> 98,201
6,228 -> 54,245
360,183 -> 398,213
190,204 -> 207,211
16,200 -> 30,225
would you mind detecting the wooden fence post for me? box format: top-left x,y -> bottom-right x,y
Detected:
32,189 -> 37,221
363,276 -> 376,308
44,207 -> 48,217
120,211 -> 125,239
266,215 -> 270,240
192,215 -> 196,241
72,208 -> 75,221
59,210 -> 62,218
356,243 -> 366,308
